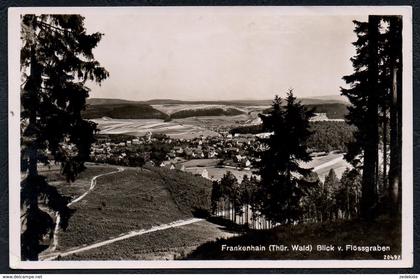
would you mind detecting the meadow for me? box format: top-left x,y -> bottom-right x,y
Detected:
44,164 -> 212,253
61,221 -> 235,260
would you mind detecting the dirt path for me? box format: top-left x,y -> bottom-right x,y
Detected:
42,167 -> 125,257
42,217 -> 204,260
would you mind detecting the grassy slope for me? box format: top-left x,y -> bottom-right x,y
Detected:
186,218 -> 401,260
41,164 -> 117,200
50,165 -> 212,251
61,221 -> 234,260
82,104 -> 168,119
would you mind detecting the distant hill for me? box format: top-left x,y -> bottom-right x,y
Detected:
262,102 -> 348,119
171,107 -> 245,119
84,97 -> 348,119
146,99 -> 272,106
86,98 -> 140,105
309,95 -> 349,104
305,103 -> 348,119
82,103 -> 168,119
146,98 -> 346,106
87,96 -> 348,106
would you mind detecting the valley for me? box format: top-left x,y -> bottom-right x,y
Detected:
38,96 -> 353,260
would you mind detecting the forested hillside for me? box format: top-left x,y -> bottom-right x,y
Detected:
82,103 -> 169,119
230,121 -> 355,153
170,107 -> 245,119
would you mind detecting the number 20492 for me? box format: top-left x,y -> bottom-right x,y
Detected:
384,255 -> 401,260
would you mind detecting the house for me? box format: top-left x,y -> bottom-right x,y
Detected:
167,152 -> 176,158
174,146 -> 183,154
145,131 -> 152,142
208,150 -> 218,158
201,169 -> 209,179
234,154 -> 243,163
144,161 -> 155,168
184,147 -> 193,158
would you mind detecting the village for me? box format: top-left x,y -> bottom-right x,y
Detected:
88,130 -> 270,179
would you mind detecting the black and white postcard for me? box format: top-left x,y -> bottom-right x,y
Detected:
8,6 -> 413,269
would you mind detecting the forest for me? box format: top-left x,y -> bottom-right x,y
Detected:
230,121 -> 355,153
170,107 -> 245,119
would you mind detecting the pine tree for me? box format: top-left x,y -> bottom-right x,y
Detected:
300,171 -> 323,223
219,171 -> 239,221
341,20 -> 370,169
210,180 -> 222,215
384,16 -> 403,216
336,168 -> 362,219
20,14 -> 109,260
323,169 -> 341,220
341,16 -> 403,219
256,90 -> 315,224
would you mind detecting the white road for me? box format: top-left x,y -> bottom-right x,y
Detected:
42,217 -> 203,260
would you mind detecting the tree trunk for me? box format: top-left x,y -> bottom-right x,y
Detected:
382,104 -> 388,195
346,183 -> 350,219
28,45 -> 39,179
22,39 -> 42,260
361,15 -> 380,220
388,16 -> 403,216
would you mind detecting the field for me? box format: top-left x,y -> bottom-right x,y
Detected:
184,166 -> 254,183
92,118 -> 220,139
151,104 -> 266,115
177,152 -> 349,183
301,152 -> 351,181
40,164 -> 212,254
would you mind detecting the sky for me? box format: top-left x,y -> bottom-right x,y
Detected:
82,8 -> 366,101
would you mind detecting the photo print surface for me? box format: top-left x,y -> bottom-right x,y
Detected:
8,6 -> 413,269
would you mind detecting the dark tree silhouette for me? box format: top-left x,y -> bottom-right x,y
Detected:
323,169 -> 341,220
210,180 -> 222,215
20,14 -> 109,260
219,172 -> 240,222
300,171 -> 323,223
336,167 -> 362,219
341,16 -> 403,219
256,90 -> 315,224
385,16 -> 403,216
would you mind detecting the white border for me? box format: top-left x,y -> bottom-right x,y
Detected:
8,6 -> 413,269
